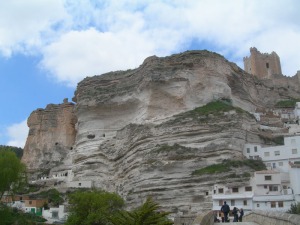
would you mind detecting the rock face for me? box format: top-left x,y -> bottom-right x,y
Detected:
22,100 -> 77,177
22,50 -> 300,214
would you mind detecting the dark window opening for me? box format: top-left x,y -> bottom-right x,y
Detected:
87,134 -> 95,139
266,63 -> 269,68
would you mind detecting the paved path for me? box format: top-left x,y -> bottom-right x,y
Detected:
215,222 -> 259,225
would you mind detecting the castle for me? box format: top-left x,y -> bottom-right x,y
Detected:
243,47 -> 282,79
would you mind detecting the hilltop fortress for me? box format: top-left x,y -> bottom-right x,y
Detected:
244,47 -> 300,80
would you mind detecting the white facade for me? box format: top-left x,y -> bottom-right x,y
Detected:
289,162 -> 300,202
42,205 -> 68,223
295,102 -> 300,119
212,184 -> 253,211
212,170 -> 295,213
243,136 -> 300,173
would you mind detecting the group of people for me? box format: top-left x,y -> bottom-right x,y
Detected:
214,201 -> 244,223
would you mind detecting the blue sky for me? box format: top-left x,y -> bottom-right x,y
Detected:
0,0 -> 300,147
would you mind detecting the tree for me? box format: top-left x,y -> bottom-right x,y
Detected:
110,197 -> 173,225
0,148 -> 27,199
287,202 -> 300,214
65,189 -> 124,225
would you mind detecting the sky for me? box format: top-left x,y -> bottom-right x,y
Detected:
0,0 -> 300,148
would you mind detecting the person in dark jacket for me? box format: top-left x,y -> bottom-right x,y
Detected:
220,201 -> 230,222
239,208 -> 244,222
232,207 -> 238,222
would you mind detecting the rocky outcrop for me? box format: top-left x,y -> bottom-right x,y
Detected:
22,99 -> 77,177
22,50 -> 300,214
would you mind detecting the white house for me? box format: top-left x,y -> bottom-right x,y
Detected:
243,136 -> 300,173
251,170 -> 294,211
212,170 -> 295,213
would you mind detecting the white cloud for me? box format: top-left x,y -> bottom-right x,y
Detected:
0,0 -> 68,56
6,120 -> 29,148
40,28 -> 157,86
1,0 -> 300,83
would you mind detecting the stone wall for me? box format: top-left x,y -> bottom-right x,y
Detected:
192,211 -> 214,225
244,210 -> 300,225
244,47 -> 282,79
174,211 -> 214,225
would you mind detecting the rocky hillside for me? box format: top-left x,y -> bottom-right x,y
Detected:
22,50 -> 300,214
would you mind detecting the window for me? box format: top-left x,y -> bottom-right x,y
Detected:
231,200 -> 235,206
265,175 -> 272,181
218,188 -> 224,194
247,148 -> 250,153
272,163 -> 276,168
78,183 -> 81,186
243,200 -> 247,206
245,186 -> 252,191
254,146 -> 257,152
29,201 -> 32,205
264,185 -> 268,189
266,63 -> 269,68
269,185 -> 278,191
264,152 -> 270,157
257,203 -> 260,208
206,191 -> 209,196
271,201 -> 276,208
278,201 -> 283,208
292,149 -> 297,154
274,151 -> 280,156
232,187 -> 239,193
214,190 -> 216,194
219,200 -> 223,206
278,162 -> 283,166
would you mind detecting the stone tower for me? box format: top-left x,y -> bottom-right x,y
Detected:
243,47 -> 282,79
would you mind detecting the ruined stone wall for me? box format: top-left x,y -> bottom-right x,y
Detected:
244,47 -> 282,79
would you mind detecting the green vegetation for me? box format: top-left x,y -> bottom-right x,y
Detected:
0,204 -> 46,225
192,159 -> 266,176
0,148 -> 27,199
34,188 -> 64,207
65,189 -> 124,225
0,145 -> 23,159
287,202 -> 300,214
110,197 -> 173,225
190,100 -> 241,116
275,99 -> 300,108
259,135 -> 284,145
66,190 -> 173,225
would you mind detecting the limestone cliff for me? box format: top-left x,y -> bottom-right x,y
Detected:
22,99 -> 77,177
22,50 -> 300,214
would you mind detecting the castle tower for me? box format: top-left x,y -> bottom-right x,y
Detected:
243,47 -> 282,79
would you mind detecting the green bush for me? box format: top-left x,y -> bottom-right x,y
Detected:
287,202 -> 300,214
275,99 -> 299,108
34,188 -> 64,207
192,159 -> 266,176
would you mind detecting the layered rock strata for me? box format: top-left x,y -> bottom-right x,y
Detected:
22,50 -> 300,214
22,99 -> 77,178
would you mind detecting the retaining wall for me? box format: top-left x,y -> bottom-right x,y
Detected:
244,210 -> 300,225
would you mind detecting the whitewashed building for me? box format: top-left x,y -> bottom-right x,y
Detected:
243,136 -> 300,173
212,170 -> 295,213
